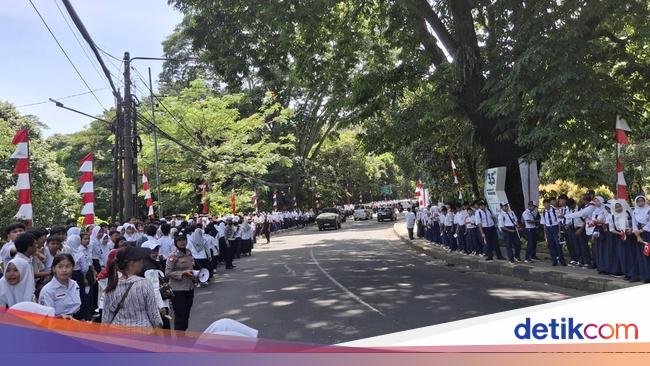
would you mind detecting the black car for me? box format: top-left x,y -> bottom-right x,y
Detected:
377,207 -> 397,222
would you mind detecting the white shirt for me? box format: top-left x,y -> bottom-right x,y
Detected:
633,206 -> 650,230
405,212 -> 416,229
454,211 -> 467,226
240,225 -> 253,240
568,208 -> 584,228
158,236 -> 174,260
444,212 -> 455,226
540,207 -> 560,227
0,242 -> 15,270
474,208 -> 495,228
521,209 -> 538,229
465,214 -> 476,229
38,277 -> 81,316
498,210 -> 518,229
73,246 -> 92,273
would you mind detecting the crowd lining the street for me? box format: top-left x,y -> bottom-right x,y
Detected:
0,210 -> 315,333
405,192 -> 650,283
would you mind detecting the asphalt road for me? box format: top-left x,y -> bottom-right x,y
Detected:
187,218 -> 586,344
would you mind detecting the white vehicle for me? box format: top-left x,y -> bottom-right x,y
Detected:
353,206 -> 373,221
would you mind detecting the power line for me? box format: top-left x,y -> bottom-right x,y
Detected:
16,87 -> 109,108
53,0 -> 112,92
28,0 -> 107,111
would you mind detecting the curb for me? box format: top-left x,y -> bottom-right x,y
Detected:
392,223 -> 638,294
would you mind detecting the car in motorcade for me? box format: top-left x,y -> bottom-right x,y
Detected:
377,207 -> 397,222
353,205 -> 373,221
316,208 -> 342,231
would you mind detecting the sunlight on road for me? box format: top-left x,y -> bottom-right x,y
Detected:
487,288 -> 571,302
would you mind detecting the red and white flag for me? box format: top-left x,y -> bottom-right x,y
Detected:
252,188 -> 258,213
315,192 -> 321,210
416,179 -> 425,207
142,170 -> 154,218
199,181 -> 209,214
231,187 -> 237,214
273,190 -> 278,212
615,115 -> 631,200
79,153 -> 95,226
450,154 -> 463,200
11,129 -> 33,226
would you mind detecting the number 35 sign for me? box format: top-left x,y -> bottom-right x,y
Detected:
484,167 -> 508,214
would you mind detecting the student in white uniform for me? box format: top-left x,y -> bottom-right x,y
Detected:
0,257 -> 35,308
541,198 -> 566,266
38,253 -> 81,317
475,201 -> 502,261
454,204 -> 468,253
521,201 -> 539,262
497,202 -> 522,264
0,222 -> 26,272
405,207 -> 416,240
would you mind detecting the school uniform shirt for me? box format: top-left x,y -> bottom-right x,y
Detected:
633,206 -> 650,230
189,230 -> 208,260
240,225 -> 253,241
540,207 -> 560,227
43,249 -> 58,273
568,208 -> 585,228
464,215 -> 476,229
38,277 -> 81,316
558,206 -> 570,226
521,209 -> 538,229
159,236 -> 174,260
0,242 -> 15,270
454,211 -> 467,226
444,212 -> 455,227
97,242 -> 115,268
498,210 -> 518,229
475,209 -> 495,228
73,246 -> 92,274
405,212 -> 416,229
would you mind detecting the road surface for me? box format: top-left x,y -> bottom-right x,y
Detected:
188,218 -> 586,344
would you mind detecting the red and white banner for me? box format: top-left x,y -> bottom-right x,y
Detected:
10,129 -> 33,226
450,154 -> 463,200
79,153 -> 95,226
615,115 -> 631,200
273,190 -> 278,212
416,179 -> 425,207
252,188 -> 258,213
231,187 -> 237,214
142,170 -> 154,218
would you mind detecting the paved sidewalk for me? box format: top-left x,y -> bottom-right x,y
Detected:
392,223 -> 639,293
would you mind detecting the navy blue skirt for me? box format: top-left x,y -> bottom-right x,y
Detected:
638,232 -> 650,281
597,231 -> 622,274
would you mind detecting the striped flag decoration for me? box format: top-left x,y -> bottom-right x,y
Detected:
416,179 -> 425,207
11,129 -> 33,226
142,170 -> 154,218
230,186 -> 237,214
252,188 -> 258,213
79,153 -> 95,226
450,154 -> 463,200
293,195 -> 297,209
273,190 -> 277,212
615,115 -> 631,201
315,192 -> 321,210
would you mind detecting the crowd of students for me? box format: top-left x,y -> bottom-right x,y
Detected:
406,192 -> 650,283
0,210 -> 312,331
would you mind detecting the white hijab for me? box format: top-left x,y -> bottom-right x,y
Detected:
90,226 -> 102,246
633,195 -> 649,225
0,258 -> 36,307
67,227 -> 81,237
66,234 -> 82,252
123,224 -> 138,241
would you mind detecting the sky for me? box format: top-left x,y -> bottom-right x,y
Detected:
0,0 -> 183,137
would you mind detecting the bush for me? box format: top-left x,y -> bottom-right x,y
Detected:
539,179 -> 614,202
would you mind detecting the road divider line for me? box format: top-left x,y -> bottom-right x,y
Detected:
310,248 -> 387,318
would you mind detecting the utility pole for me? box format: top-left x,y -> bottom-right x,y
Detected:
122,52 -> 134,220
148,67 -> 163,218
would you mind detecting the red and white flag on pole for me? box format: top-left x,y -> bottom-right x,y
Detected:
199,181 -> 209,214
272,190 -> 278,212
450,154 -> 463,200
252,188 -> 258,213
142,170 -> 154,218
11,129 -> 33,226
79,153 -> 95,226
315,192 -> 321,210
615,115 -> 631,200
416,179 -> 425,207
231,187 -> 237,214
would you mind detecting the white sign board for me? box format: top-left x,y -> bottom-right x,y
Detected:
484,167 -> 508,216
518,159 -> 540,208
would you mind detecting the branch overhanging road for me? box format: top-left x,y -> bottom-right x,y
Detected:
188,217 -> 586,344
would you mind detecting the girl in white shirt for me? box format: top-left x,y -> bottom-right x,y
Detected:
38,253 -> 81,317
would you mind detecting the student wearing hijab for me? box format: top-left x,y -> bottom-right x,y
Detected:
0,257 -> 35,308
166,234 -> 196,331
601,201 -> 625,277
89,226 -> 105,273
140,241 -> 171,330
123,224 -> 139,242
240,218 -> 254,256
632,196 -> 650,282
102,247 -> 162,328
38,253 -> 81,317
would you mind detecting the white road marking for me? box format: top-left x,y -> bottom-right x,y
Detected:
284,263 -> 296,276
309,248 -> 387,318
